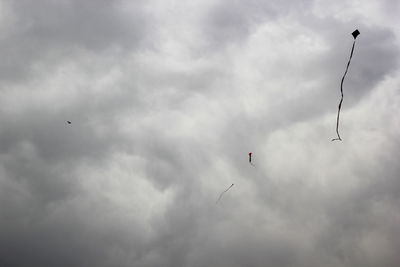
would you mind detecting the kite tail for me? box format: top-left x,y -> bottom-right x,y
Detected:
332,40 -> 356,141
216,184 -> 234,204
216,194 -> 224,204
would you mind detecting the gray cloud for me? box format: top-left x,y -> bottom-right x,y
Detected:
201,0 -> 314,49
1,0 -> 400,266
0,0 -> 150,83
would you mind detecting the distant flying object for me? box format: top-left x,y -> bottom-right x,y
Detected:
67,121 -> 71,124
332,29 -> 360,141
216,183 -> 234,204
352,29 -> 360,39
248,152 -> 255,166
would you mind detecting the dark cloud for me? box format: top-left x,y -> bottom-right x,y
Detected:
1,0 -> 400,266
0,0 -> 150,83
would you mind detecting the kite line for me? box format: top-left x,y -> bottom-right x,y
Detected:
216,183 -> 234,204
332,29 -> 360,141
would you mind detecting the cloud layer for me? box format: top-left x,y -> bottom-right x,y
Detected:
0,0 -> 399,266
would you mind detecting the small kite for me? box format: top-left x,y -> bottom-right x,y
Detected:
248,152 -> 255,166
332,29 -> 360,141
216,183 -> 234,204
67,121 -> 72,124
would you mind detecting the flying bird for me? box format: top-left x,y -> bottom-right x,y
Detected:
216,183 -> 234,204
332,29 -> 360,141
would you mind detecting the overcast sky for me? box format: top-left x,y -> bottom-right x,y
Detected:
0,0 -> 399,266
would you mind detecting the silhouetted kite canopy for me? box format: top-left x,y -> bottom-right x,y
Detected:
248,152 -> 255,166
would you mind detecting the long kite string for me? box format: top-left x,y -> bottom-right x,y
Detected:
216,184 -> 234,204
332,39 -> 356,141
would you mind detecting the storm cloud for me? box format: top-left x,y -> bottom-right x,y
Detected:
0,0 -> 399,266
